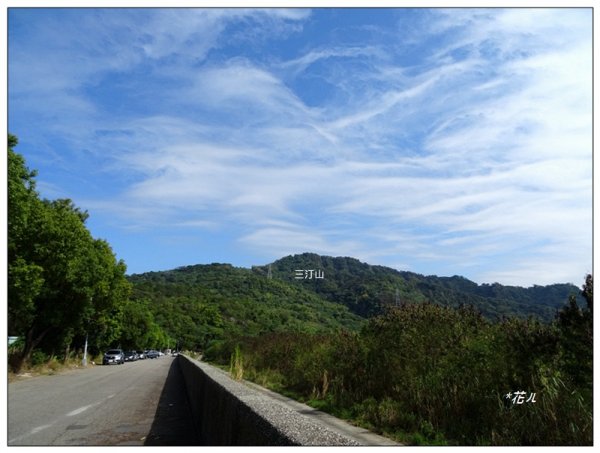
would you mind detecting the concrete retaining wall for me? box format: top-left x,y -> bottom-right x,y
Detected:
177,354 -> 360,446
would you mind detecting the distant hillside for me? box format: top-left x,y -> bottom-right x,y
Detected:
127,254 -> 583,351
252,253 -> 582,322
127,263 -> 364,350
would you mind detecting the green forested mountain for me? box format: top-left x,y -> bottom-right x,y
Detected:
127,263 -> 364,351
127,253 -> 582,352
252,253 -> 582,322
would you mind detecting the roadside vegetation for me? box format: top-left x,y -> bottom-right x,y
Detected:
8,134 -> 170,373
8,337 -> 105,381
206,276 -> 593,446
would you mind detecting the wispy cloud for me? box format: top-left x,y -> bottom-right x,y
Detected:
280,45 -> 384,75
8,8 -> 591,286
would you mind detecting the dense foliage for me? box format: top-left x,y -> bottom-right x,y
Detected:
254,253 -> 583,321
127,263 -> 364,351
8,135 -> 169,370
208,276 -> 593,446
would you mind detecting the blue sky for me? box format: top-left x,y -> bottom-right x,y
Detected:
7,7 -> 592,286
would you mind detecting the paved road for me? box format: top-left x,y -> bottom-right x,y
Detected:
8,356 -> 199,446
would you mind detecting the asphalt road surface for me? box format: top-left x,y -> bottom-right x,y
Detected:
8,356 -> 199,446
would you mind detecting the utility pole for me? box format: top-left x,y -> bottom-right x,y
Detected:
267,264 -> 272,280
82,301 -> 91,366
82,332 -> 88,366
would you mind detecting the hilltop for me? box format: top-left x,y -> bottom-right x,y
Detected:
126,253 -> 582,354
127,262 -> 365,351
251,253 -> 582,322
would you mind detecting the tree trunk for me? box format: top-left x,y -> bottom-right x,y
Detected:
64,343 -> 70,364
13,326 -> 51,373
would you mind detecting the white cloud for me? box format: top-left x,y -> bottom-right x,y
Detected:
9,8 -> 592,285
138,9 -> 227,60
189,61 -> 310,117
280,46 -> 384,75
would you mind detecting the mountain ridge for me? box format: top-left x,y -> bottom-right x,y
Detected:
127,260 -> 365,351
250,252 -> 582,322
123,252 -> 584,354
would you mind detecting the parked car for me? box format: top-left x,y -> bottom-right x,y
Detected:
137,350 -> 146,360
103,349 -> 124,365
146,350 -> 159,359
123,350 -> 137,362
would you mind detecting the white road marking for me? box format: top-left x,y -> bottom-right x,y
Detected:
66,404 -> 95,416
9,393 -> 117,444
8,424 -> 54,444
30,424 -> 54,434
67,393 -> 116,416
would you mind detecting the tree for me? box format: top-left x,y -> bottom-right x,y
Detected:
8,135 -> 44,337
582,274 -> 592,313
118,298 -> 168,350
8,135 -> 131,371
80,240 -> 131,354
556,274 -> 593,388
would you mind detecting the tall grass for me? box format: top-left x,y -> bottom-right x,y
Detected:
229,345 -> 244,381
207,302 -> 592,445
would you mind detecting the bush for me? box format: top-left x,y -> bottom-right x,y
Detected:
30,350 -> 48,366
206,293 -> 593,445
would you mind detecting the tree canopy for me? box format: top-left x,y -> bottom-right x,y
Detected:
8,135 -> 132,370
255,253 -> 584,321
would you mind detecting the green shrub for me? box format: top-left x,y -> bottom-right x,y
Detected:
30,350 -> 48,366
206,293 -> 593,446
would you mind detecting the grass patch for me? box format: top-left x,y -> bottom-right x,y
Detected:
8,353 -> 98,382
